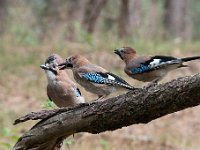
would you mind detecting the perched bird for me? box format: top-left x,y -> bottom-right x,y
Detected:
58,55 -> 135,100
40,54 -> 85,108
114,47 -> 200,84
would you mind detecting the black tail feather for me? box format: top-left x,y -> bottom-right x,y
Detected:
181,56 -> 200,62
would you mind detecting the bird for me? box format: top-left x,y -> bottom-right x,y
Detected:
40,53 -> 85,108
58,54 -> 136,100
114,47 -> 200,86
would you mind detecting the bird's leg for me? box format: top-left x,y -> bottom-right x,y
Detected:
94,95 -> 107,102
77,102 -> 90,107
144,79 -> 159,89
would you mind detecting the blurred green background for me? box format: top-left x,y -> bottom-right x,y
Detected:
1,0 -> 200,149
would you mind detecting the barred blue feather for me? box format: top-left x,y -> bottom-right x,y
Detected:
131,65 -> 150,74
81,72 -> 134,90
131,56 -> 183,74
82,73 -> 105,84
114,47 -> 200,83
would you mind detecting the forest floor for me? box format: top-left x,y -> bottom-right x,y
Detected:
1,37 -> 200,150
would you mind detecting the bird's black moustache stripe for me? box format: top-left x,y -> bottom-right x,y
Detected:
49,68 -> 58,75
114,50 -> 123,60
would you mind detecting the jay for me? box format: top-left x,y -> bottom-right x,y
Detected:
58,54 -> 135,100
40,54 -> 85,108
114,47 -> 200,84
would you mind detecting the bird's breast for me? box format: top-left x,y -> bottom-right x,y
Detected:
46,70 -> 57,83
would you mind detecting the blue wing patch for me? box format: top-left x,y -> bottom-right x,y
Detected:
131,65 -> 150,74
81,73 -> 105,84
131,56 -> 181,74
80,72 -> 134,90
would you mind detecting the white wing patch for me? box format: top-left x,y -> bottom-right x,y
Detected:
107,74 -> 115,80
149,58 -> 181,69
149,59 -> 161,67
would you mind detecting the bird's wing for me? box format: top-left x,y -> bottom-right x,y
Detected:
79,72 -> 134,90
129,55 -> 181,74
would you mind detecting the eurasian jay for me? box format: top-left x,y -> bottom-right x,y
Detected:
40,54 -> 85,108
114,47 -> 200,84
58,54 -> 135,100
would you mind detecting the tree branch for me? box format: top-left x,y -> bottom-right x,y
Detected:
13,74 -> 200,150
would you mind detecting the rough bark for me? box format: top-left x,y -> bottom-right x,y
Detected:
82,0 -> 107,33
13,74 -> 200,150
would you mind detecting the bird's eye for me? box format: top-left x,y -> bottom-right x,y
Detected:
52,64 -> 57,68
121,50 -> 125,54
68,57 -> 73,63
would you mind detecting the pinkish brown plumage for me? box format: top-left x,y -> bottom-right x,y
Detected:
114,47 -> 200,84
40,54 -> 85,108
59,54 -> 135,100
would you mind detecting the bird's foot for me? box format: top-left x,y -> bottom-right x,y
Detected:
93,95 -> 107,102
77,103 -> 90,107
144,81 -> 158,89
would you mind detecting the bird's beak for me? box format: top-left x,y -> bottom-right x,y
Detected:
114,49 -> 121,55
40,64 -> 49,70
58,62 -> 69,70
114,49 -> 124,60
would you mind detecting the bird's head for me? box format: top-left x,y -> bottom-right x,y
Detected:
114,47 -> 136,60
40,53 -> 64,75
59,54 -> 90,70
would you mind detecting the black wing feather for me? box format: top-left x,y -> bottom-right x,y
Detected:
142,55 -> 177,66
106,72 -> 130,85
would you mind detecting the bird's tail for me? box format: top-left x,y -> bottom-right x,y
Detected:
106,72 -> 136,90
101,77 -> 136,90
181,56 -> 200,62
115,82 -> 136,90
